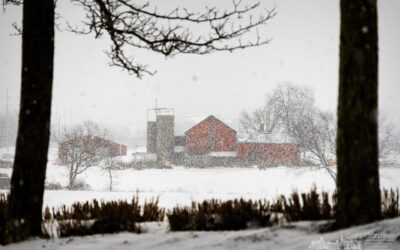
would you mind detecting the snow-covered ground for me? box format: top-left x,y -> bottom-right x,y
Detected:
41,166 -> 400,209
2,218 -> 400,250
1,164 -> 400,211
1,147 -> 400,210
1,147 -> 400,249
1,165 -> 342,209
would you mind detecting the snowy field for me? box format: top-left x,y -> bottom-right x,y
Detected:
1,147 -> 400,210
0,165 -> 338,208
1,162 -> 400,211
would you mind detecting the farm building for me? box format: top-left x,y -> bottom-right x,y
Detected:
58,135 -> 127,163
185,115 -> 237,155
146,108 -> 175,162
237,143 -> 300,165
146,111 -> 300,166
173,136 -> 186,165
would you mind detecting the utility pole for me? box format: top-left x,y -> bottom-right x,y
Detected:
155,98 -> 158,116
5,89 -> 10,152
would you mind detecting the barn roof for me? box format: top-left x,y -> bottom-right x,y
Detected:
185,115 -> 237,135
60,135 -> 127,147
238,133 -> 295,144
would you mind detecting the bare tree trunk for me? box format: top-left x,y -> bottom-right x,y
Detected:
7,0 -> 54,242
69,167 -> 74,190
336,0 -> 380,228
108,168 -> 113,191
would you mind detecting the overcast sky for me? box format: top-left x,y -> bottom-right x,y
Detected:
0,0 -> 399,140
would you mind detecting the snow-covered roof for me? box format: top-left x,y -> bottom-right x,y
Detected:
185,115 -> 236,135
238,133 -> 295,144
131,152 -> 157,161
206,151 -> 237,157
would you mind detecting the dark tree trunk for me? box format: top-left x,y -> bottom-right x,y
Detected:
7,0 -> 54,242
336,0 -> 380,228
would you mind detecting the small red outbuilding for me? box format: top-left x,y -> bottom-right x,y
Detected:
58,135 -> 127,163
237,142 -> 300,165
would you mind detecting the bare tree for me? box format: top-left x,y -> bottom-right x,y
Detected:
3,0 -> 275,242
239,93 -> 281,138
244,84 -> 334,162
271,83 -> 315,137
71,0 -> 276,77
4,0 -> 54,243
54,121 -> 110,190
240,83 -> 337,180
299,110 -> 337,180
316,114 -> 399,167
298,110 -> 335,165
100,151 -> 118,191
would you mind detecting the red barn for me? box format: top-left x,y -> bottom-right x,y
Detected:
238,143 -> 300,165
58,135 -> 127,163
185,115 -> 237,154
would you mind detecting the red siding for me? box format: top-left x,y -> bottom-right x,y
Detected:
238,143 -> 300,165
185,115 -> 237,154
58,135 -> 127,163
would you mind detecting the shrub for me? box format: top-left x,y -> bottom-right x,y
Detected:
168,207 -> 192,231
2,188 -> 400,241
43,196 -> 165,237
70,179 -> 91,190
167,199 -> 273,231
167,188 -> 340,231
141,197 -> 165,222
382,188 -> 399,219
0,159 -> 12,169
45,182 -> 63,190
280,187 -> 334,222
0,174 -> 10,189
0,194 -> 8,244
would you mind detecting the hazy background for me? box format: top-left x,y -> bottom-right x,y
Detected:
1,0 -> 399,147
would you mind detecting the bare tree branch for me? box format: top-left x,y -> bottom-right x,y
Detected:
10,21 -> 22,35
70,0 -> 276,77
2,0 -> 22,7
240,83 -> 338,181
4,0 -> 61,35
54,121 -> 115,189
